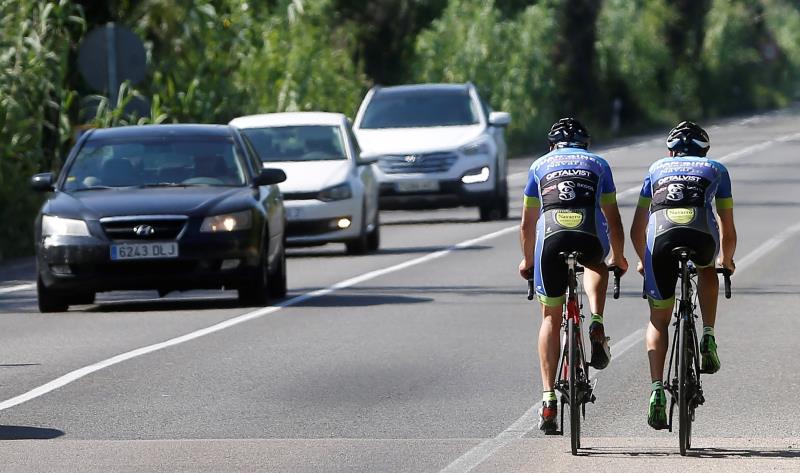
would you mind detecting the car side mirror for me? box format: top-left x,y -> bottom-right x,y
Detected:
488,111 -> 511,127
253,168 -> 286,186
357,153 -> 379,166
31,172 -> 54,192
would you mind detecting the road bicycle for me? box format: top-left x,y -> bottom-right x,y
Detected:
527,252 -> 622,455
644,247 -> 732,455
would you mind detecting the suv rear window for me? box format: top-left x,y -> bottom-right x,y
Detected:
360,89 -> 480,129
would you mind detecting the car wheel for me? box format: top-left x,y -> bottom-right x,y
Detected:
366,209 -> 380,252
268,238 -> 287,299
497,178 -> 509,219
345,204 -> 370,255
479,177 -> 509,221
70,291 -> 96,306
238,249 -> 270,306
37,277 -> 69,313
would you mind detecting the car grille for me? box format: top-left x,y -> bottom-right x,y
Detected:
100,216 -> 188,240
378,152 -> 458,174
90,260 -> 200,276
282,191 -> 318,201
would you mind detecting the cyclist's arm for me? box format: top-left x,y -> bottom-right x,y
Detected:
717,208 -> 737,273
519,203 -> 539,275
600,200 -> 627,270
715,164 -> 736,272
630,205 -> 649,265
598,160 -> 627,271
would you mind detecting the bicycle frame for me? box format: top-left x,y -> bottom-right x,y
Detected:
664,252 -> 703,429
662,248 -> 732,455
525,252 -> 621,455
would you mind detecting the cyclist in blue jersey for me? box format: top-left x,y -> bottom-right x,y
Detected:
519,118 -> 628,432
630,121 -> 738,430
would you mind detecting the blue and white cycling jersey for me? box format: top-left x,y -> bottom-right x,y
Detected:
522,148 -> 619,305
524,147 -> 617,212
637,156 -> 733,213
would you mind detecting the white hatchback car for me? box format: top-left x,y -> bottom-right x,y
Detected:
353,83 -> 511,221
230,112 -> 380,254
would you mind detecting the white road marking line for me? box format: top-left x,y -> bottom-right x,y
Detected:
0,283 -> 35,295
608,328 -> 646,360
615,131 -> 800,200
0,225 -> 519,412
440,219 -> 800,473
440,330 -> 645,473
736,221 -> 800,272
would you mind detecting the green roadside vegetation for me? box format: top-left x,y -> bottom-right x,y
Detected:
2,0 -> 800,258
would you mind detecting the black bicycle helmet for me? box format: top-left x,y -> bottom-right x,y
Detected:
666,120 -> 710,156
547,117 -> 590,149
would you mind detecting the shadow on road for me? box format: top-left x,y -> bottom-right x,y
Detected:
580,446 -> 800,459
293,293 -> 433,308
382,217 -> 486,226
288,245 -> 491,258
0,425 -> 64,440
691,447 -> 800,459
87,296 -> 240,313
291,285 -> 522,297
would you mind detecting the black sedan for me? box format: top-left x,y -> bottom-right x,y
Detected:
31,124 -> 287,312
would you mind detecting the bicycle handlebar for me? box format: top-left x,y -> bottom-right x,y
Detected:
639,267 -> 733,300
717,268 -> 732,299
608,266 -> 622,299
525,266 -> 623,301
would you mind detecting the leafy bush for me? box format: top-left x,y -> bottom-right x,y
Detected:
122,0 -> 366,122
596,0 -> 684,126
701,0 -> 792,115
0,0 -> 84,259
413,0 -> 559,152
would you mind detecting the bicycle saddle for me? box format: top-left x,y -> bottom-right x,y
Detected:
671,246 -> 696,260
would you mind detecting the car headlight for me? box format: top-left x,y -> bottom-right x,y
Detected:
460,139 -> 491,156
462,166 -> 491,184
41,215 -> 90,237
200,210 -> 252,232
318,183 -> 352,202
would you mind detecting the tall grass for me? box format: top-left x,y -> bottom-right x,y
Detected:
0,0 -> 84,259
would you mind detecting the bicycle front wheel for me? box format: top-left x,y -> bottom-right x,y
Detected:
568,319 -> 581,455
678,316 -> 692,456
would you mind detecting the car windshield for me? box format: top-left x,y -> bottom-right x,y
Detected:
62,136 -> 247,191
359,89 -> 480,129
241,125 -> 347,163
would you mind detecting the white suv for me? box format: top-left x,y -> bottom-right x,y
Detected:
353,83 -> 511,220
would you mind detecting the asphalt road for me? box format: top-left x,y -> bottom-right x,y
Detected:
1,109 -> 800,472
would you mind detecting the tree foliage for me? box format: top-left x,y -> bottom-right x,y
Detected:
0,0 -> 84,259
4,0 -> 800,258
414,0 -> 559,150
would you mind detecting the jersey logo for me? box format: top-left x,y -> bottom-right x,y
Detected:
557,181 -> 576,200
666,184 -> 685,201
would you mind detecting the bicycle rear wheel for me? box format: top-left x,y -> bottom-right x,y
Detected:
568,319 -> 581,455
678,317 -> 692,456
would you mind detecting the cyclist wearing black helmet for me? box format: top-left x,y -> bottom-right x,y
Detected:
630,120 -> 737,430
519,117 -> 628,433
